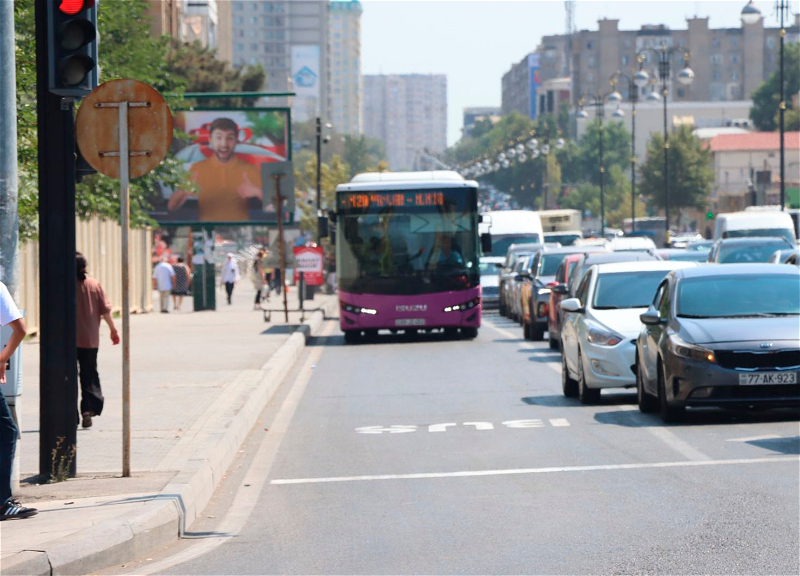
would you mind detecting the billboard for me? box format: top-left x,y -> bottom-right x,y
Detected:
291,45 -> 320,122
528,54 -> 541,119
149,108 -> 290,224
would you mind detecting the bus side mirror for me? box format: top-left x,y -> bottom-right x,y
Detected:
481,232 -> 492,254
327,209 -> 337,224
318,215 -> 329,238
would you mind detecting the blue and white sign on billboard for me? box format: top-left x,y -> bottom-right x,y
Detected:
291,45 -> 321,121
528,53 -> 541,119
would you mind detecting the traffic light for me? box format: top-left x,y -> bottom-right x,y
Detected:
47,0 -> 98,96
706,211 -> 714,220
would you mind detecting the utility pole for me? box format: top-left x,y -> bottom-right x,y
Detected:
0,0 -> 18,295
315,117 -> 322,242
36,0 -> 79,478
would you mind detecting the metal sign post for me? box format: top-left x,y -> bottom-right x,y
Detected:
273,173 -> 289,323
75,79 -> 172,478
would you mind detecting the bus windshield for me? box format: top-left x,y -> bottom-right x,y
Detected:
338,189 -> 479,295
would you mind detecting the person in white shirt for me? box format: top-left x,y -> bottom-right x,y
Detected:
152,259 -> 176,313
221,253 -> 240,305
0,282 -> 37,520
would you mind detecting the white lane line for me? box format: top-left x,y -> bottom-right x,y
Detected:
549,418 -> 571,427
485,319 -> 561,374
270,456 -> 799,486
646,426 -> 713,461
131,322 -> 335,575
726,434 -> 782,442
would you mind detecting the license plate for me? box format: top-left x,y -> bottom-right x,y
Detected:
395,318 -> 426,326
738,372 -> 797,385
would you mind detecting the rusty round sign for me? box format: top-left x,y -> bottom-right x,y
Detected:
76,79 -> 173,180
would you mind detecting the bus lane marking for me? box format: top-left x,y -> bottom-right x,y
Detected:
355,418 -> 565,434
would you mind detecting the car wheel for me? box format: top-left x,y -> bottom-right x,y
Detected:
562,349 -> 578,398
578,349 -> 601,404
658,361 -> 685,423
461,327 -> 478,339
531,322 -> 545,342
548,331 -> 559,350
343,330 -> 360,345
636,357 -> 657,413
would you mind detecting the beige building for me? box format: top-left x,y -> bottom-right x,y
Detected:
146,0 -> 230,62
363,74 -> 447,170
329,0 -> 362,135
505,12 -> 800,117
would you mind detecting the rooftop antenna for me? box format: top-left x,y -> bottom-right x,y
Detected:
565,0 -> 575,78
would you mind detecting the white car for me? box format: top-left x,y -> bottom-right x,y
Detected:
609,236 -> 657,252
480,257 -> 504,308
559,260 -> 699,404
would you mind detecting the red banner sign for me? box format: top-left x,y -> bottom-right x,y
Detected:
293,245 -> 325,286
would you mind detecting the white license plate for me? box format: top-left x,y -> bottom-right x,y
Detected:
738,372 -> 797,385
395,318 -> 426,326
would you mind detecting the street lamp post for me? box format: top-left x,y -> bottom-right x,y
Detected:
634,44 -> 694,243
608,68 -> 640,232
315,117 -> 332,242
577,93 -> 614,237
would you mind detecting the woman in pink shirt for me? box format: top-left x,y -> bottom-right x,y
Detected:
76,253 -> 119,428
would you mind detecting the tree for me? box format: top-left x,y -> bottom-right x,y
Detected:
750,42 -> 799,131
639,125 -> 713,216
294,155 -> 351,239
560,165 -> 639,227
343,135 -> 385,177
560,119 -> 631,187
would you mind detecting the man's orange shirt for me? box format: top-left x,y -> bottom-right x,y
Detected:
190,155 -> 262,222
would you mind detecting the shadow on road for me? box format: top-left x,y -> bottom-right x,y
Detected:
747,435 -> 800,455
595,407 -> 800,428
260,324 -> 301,335
522,395 -> 581,407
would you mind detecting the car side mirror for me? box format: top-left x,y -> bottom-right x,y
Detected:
552,283 -> 568,295
481,232 -> 492,254
640,308 -> 664,326
560,298 -> 584,314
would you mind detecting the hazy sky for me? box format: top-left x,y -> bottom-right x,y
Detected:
360,0 -> 780,145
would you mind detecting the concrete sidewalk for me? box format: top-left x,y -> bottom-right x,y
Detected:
1,284 -> 337,575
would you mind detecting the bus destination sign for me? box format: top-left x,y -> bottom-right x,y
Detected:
339,191 -> 445,210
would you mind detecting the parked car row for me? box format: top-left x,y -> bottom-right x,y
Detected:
490,220 -> 800,423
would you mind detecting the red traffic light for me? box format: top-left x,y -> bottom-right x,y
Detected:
58,0 -> 94,16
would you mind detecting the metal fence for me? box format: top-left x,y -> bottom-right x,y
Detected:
17,217 -> 153,336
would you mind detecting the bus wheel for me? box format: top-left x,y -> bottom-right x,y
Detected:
444,327 -> 458,339
343,330 -> 360,344
461,327 -> 478,339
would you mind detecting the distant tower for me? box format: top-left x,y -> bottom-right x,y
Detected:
564,0 -> 575,78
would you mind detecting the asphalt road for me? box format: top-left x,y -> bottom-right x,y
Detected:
135,313 -> 799,575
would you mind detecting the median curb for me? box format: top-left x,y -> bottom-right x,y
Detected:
1,300 -> 337,576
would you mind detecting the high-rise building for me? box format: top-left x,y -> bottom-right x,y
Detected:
503,13 -> 800,117
462,107 -> 501,138
329,0 -> 362,135
145,0 -> 230,62
231,0 -> 329,123
363,74 -> 447,170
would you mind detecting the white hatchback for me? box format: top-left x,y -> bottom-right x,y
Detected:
559,260 -> 699,404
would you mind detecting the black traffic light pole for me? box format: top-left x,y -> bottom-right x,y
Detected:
35,0 -> 81,478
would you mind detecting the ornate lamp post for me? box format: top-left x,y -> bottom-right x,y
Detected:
577,91 -> 617,237
607,65 -> 641,232
634,43 -> 694,242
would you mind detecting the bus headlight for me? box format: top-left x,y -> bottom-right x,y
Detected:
341,302 -> 378,315
444,297 -> 480,313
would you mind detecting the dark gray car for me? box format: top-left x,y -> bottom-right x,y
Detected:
708,236 -> 794,264
635,264 -> 800,423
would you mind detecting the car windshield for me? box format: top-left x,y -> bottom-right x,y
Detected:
544,233 -> 580,246
724,228 -> 795,244
490,234 -> 541,257
592,270 -> 672,309
540,253 -> 569,276
717,240 -> 791,263
677,275 -> 800,318
667,251 -> 709,262
480,262 -> 500,275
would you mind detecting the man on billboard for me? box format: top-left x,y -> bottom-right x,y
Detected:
168,118 -> 263,222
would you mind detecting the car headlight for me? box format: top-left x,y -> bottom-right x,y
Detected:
668,334 -> 715,363
586,320 -> 623,346
341,302 -> 377,315
444,297 -> 480,313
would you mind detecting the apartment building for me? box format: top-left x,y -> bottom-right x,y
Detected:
231,0 -> 329,122
363,74 -> 447,170
145,0 -> 231,62
329,0 -> 362,135
504,13 -> 800,117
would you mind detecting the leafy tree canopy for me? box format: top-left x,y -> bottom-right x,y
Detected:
750,42 -> 799,131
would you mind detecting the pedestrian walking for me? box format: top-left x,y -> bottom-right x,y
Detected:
221,253 -> 240,305
153,258 -> 175,313
76,253 -> 119,429
171,256 -> 191,311
0,281 -> 37,520
252,250 -> 266,310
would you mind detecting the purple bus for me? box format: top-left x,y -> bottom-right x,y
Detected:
335,171 -> 484,344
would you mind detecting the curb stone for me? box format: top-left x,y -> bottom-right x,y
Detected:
1,301 -> 337,576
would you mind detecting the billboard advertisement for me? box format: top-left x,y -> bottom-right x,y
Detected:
149,108 -> 289,224
528,54 -> 541,119
291,45 -> 320,122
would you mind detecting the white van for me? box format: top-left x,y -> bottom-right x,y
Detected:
480,210 -> 544,258
713,211 -> 796,244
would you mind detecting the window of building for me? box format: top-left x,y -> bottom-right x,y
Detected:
264,16 -> 273,26
264,44 -> 273,53
713,70 -> 721,80
676,38 -> 686,47
235,3 -> 244,10
234,16 -> 243,24
730,37 -> 739,47
731,70 -> 740,80
677,87 -> 685,97
766,36 -> 776,49
587,40 -> 595,49
248,16 -> 257,24
248,30 -> 257,38
237,30 -> 244,38
623,39 -> 631,49
622,55 -> 629,65
250,2 -> 257,10
235,43 -> 244,52
730,53 -> 740,64
250,43 -> 258,51
712,37 -> 721,48
710,53 -> 723,65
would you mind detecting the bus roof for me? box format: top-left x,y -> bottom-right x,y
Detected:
336,170 -> 478,192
